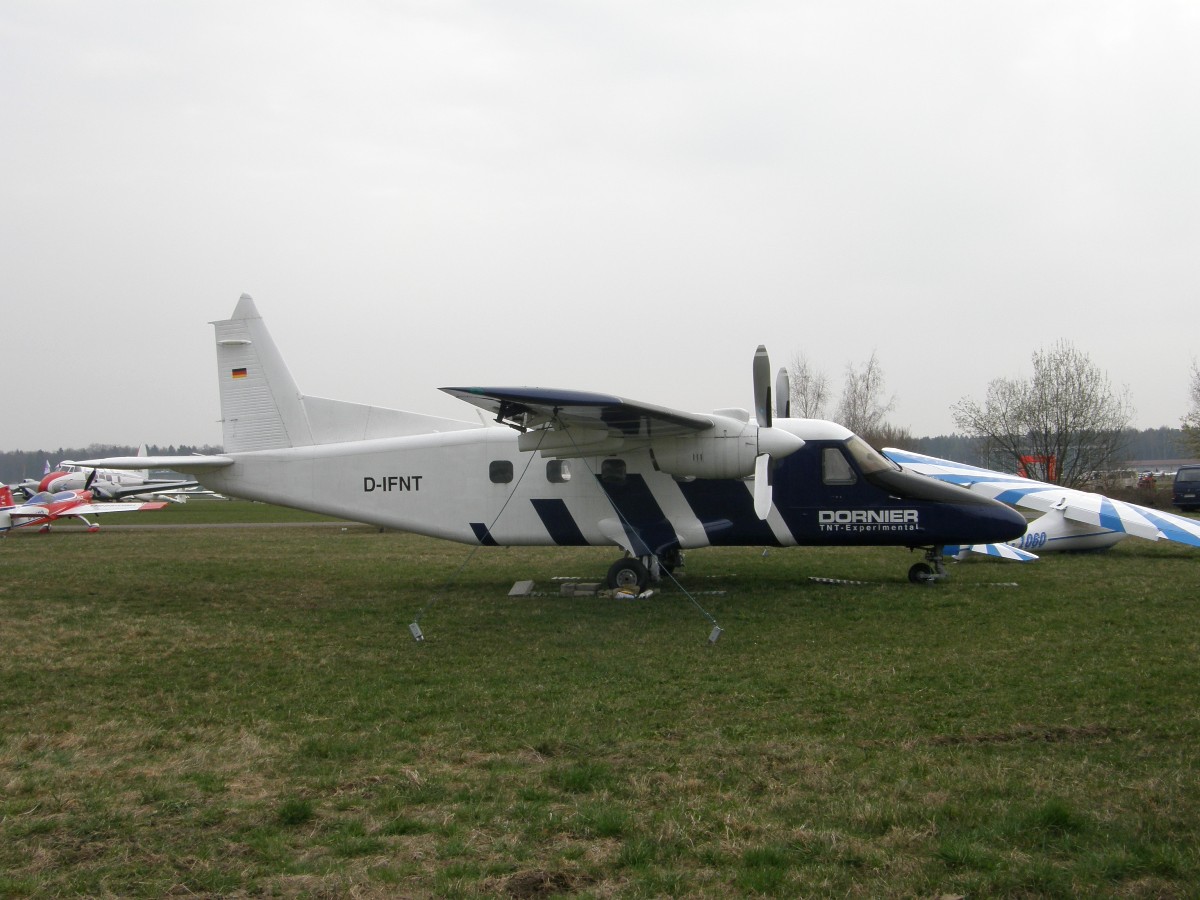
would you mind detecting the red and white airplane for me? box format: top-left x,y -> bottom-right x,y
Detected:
0,484 -> 168,534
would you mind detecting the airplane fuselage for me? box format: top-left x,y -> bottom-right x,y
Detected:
194,422 -> 1025,555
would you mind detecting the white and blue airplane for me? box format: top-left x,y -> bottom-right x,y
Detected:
882,447 -> 1200,557
79,295 -> 1027,585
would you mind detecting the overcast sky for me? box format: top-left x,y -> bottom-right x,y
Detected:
4,1 -> 1198,453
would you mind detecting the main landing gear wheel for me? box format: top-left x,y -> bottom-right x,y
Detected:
607,558 -> 650,592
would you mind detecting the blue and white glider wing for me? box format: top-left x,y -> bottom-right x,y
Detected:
883,448 -> 1200,549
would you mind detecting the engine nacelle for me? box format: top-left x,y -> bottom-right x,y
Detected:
651,421 -> 759,480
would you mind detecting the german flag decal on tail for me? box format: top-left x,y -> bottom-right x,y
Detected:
231,367 -> 247,379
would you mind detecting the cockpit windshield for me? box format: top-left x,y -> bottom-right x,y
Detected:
843,436 -> 901,476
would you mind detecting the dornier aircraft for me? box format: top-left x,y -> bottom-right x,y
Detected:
77,295 -> 1025,585
882,447 -> 1200,557
0,484 -> 168,533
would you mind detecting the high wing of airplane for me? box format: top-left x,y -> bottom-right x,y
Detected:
881,447 -> 1200,556
0,485 -> 169,534
75,294 -> 1026,585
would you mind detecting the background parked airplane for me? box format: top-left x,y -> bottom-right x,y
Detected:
0,485 -> 168,533
32,446 -> 199,503
78,295 -> 1026,585
882,447 -> 1200,556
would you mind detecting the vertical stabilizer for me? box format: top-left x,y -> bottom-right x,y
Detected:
212,295 -> 314,452
135,444 -> 151,479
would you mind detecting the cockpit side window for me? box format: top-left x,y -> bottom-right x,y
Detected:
822,447 -> 856,485
843,436 -> 900,476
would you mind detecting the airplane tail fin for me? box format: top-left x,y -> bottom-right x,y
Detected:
212,294 -> 478,454
135,444 -> 151,478
1,485 -> 15,508
213,294 -> 313,452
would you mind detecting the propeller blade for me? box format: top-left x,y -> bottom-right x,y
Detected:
754,453 -> 773,520
84,469 -> 97,491
753,345 -> 771,428
775,367 -> 791,419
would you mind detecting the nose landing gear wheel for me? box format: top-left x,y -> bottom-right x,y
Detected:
908,547 -> 947,584
908,562 -> 935,584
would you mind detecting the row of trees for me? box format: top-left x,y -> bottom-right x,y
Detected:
789,342 -> 1200,489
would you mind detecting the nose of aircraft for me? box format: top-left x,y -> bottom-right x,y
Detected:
974,498 -> 1030,545
868,465 -> 1028,546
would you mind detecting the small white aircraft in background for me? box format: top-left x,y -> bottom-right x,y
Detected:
78,295 -> 1027,586
35,446 -> 200,503
882,448 -> 1200,557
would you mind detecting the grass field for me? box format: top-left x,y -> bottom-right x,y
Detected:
2,502 -> 1198,897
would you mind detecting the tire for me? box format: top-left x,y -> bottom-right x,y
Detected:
607,558 -> 650,592
908,562 -> 935,584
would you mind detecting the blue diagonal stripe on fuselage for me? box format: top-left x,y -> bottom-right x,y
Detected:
531,498 -> 589,546
676,479 -> 781,546
470,522 -> 498,546
594,473 -> 679,556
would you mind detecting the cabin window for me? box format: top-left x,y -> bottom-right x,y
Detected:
546,460 -> 571,484
601,458 -> 626,484
489,460 -> 514,484
822,447 -> 856,485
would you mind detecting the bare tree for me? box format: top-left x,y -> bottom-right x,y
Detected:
835,350 -> 895,440
1182,360 -> 1200,456
787,350 -> 912,448
787,352 -> 830,419
952,340 -> 1133,487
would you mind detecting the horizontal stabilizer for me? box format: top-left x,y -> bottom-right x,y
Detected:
72,455 -> 234,474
